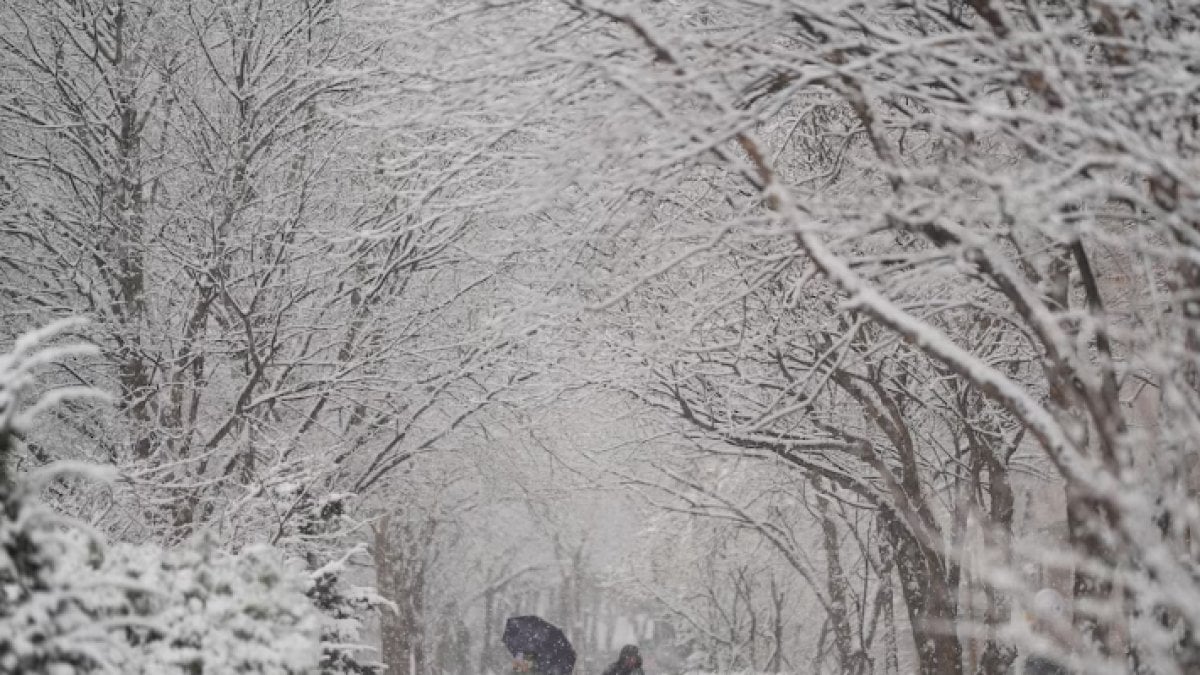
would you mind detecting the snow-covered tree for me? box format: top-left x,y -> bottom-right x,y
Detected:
537,2 -> 1200,673
0,0 -> 523,547
371,1 -> 1200,673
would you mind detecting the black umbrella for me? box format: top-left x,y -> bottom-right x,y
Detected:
502,615 -> 576,675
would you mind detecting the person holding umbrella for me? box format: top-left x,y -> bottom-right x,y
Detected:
503,616 -> 576,675
600,644 -> 645,675
511,651 -> 541,673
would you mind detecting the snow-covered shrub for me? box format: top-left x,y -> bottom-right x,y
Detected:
289,493 -> 389,674
1,473 -> 116,672
0,320 -> 115,672
2,513 -> 324,674
308,548 -> 390,675
102,537 -> 322,674
0,322 -> 335,673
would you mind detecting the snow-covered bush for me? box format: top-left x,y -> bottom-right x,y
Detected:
1,472 -> 116,672
103,537 -> 323,674
309,548 -> 390,675
282,490 -> 389,674
2,516 -> 324,674
0,320 -> 114,671
0,322 -> 359,674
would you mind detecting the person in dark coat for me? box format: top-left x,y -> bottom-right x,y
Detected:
512,651 -> 543,674
601,645 -> 644,675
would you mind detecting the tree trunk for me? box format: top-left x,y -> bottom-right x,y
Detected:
373,516 -> 428,675
884,506 -> 964,675
768,577 -> 785,673
976,448 -> 1018,675
817,487 -> 867,675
